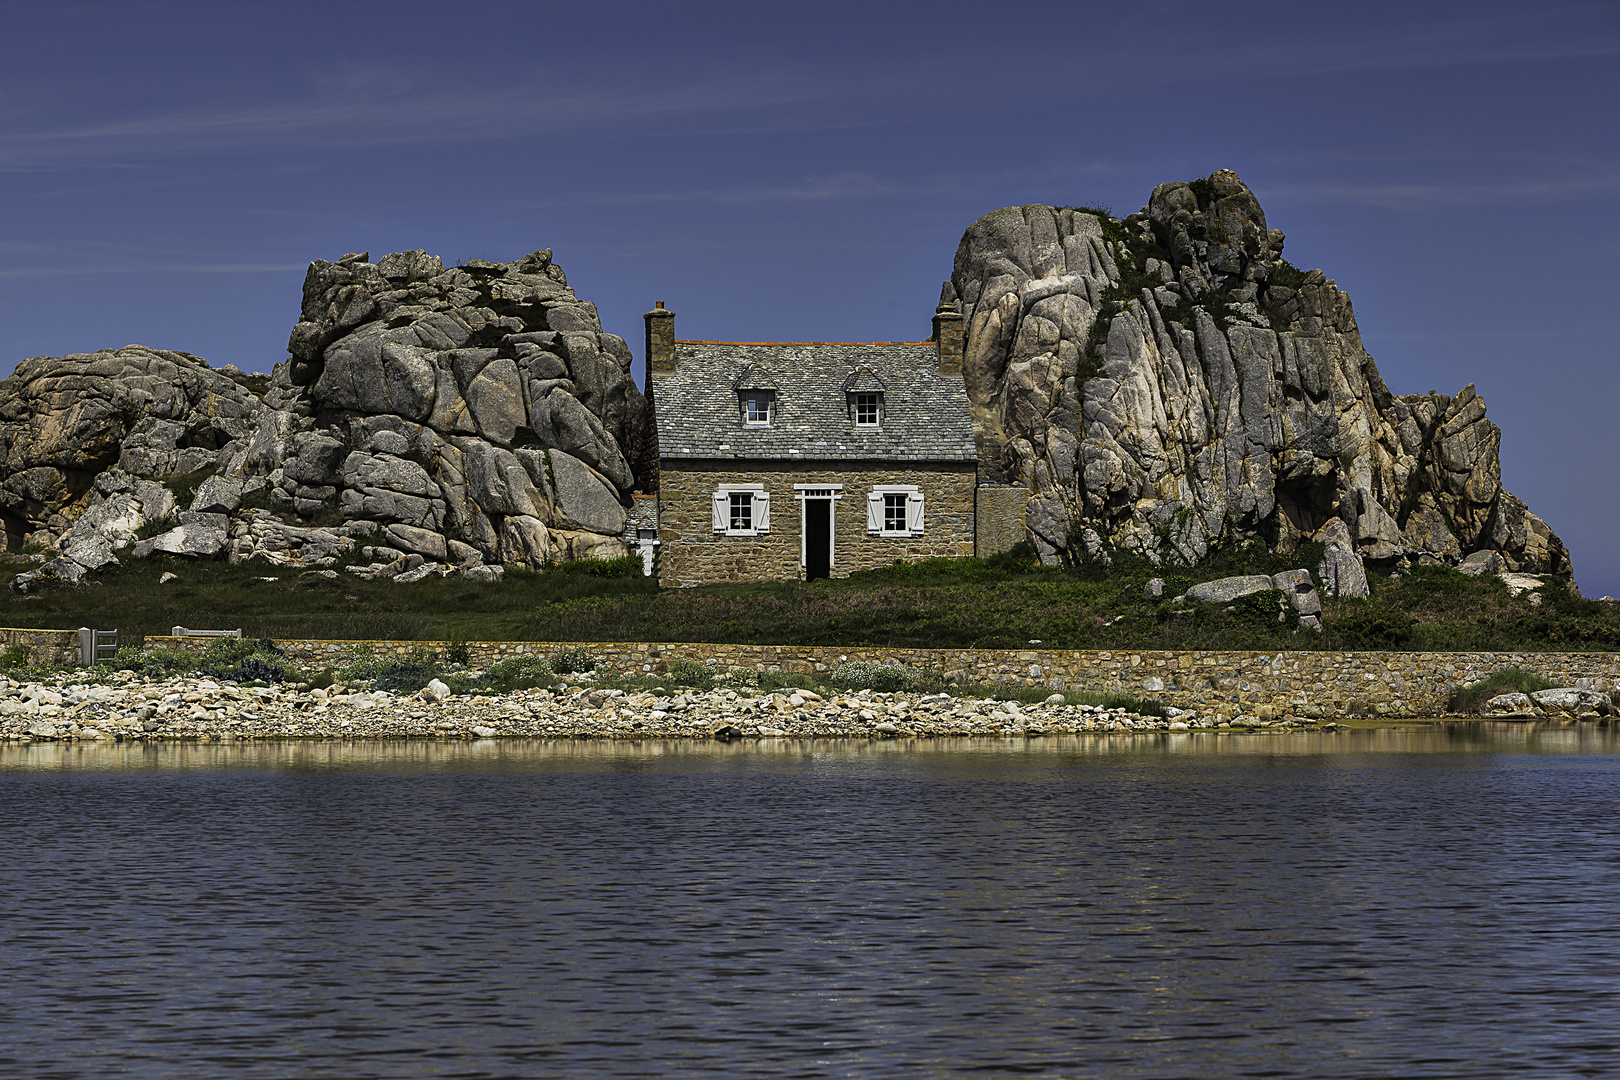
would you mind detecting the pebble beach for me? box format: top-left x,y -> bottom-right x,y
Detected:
0,671 -> 1341,743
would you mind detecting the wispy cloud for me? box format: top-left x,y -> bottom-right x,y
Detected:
0,72 -> 880,173
1263,173 -> 1620,210
0,262 -> 300,278
559,170 -> 938,208
1113,0 -> 1619,83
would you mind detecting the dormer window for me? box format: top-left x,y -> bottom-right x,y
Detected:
733,362 -> 779,427
854,392 -> 882,428
742,391 -> 773,425
842,366 -> 888,431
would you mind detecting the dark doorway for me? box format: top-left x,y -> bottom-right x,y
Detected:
805,499 -> 831,580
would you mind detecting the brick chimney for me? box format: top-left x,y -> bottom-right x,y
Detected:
645,301 -> 676,377
932,281 -> 963,376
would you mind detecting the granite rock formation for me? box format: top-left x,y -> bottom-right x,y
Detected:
1,248 -> 654,584
261,248 -> 653,568
951,171 -> 1572,580
0,346 -> 263,549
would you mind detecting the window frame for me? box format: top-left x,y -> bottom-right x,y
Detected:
853,392 -> 883,428
882,492 -> 907,533
712,483 -> 771,537
866,484 -> 924,538
728,491 -> 753,533
741,391 -> 774,426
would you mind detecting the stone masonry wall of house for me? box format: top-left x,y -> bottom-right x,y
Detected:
142,634 -> 1620,719
976,484 -> 1030,558
656,460 -> 977,586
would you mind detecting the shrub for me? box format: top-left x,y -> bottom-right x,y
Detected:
336,650 -> 392,684
666,658 -> 714,688
983,541 -> 1041,574
1228,588 -> 1289,630
197,636 -> 287,683
718,666 -> 758,689
487,655 -> 554,691
234,656 -> 287,683
0,644 -> 31,672
1447,667 -> 1559,714
554,556 -> 641,578
1098,694 -> 1167,718
1329,602 -> 1416,648
374,661 -> 440,693
831,661 -> 914,692
445,626 -> 472,667
134,648 -> 200,678
552,644 -> 597,674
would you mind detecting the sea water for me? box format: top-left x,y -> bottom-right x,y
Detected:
3,726 -> 1618,1078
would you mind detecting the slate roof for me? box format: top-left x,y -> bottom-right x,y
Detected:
654,341 -> 977,463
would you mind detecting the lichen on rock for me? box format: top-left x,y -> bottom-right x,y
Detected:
951,170 -> 1572,580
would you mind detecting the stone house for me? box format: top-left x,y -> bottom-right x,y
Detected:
645,299 -> 985,586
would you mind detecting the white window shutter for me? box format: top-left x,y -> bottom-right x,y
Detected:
866,491 -> 882,535
907,491 -> 925,535
712,490 -> 727,532
755,491 -> 771,533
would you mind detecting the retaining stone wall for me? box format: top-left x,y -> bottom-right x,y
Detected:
141,635 -> 1620,719
0,627 -> 79,666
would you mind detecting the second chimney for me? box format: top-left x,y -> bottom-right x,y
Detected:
645,301 -> 676,377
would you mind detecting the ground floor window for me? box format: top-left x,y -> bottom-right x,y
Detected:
883,492 -> 907,532
729,491 -> 752,531
867,485 -> 924,537
712,484 -> 770,536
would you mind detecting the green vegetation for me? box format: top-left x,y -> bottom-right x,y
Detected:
1446,667 -> 1559,714
831,660 -> 915,692
486,655 -> 555,692
1,547 -> 1613,656
665,657 -> 715,689
550,644 -> 597,675
330,646 -> 553,695
1269,257 -> 1310,289
105,635 -> 290,683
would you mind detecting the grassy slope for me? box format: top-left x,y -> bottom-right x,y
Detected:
3,542 -> 1618,653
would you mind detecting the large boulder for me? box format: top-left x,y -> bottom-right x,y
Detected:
949,171 -> 1573,581
147,511 -> 230,558
1531,688 -> 1613,717
1182,575 -> 1275,604
1316,518 -> 1370,599
542,450 -> 627,536
261,248 -> 652,567
0,346 -> 262,547
1482,692 -> 1537,718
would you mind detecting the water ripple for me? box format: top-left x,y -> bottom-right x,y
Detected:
2,728 -> 1618,1078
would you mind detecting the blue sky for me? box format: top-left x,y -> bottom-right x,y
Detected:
2,0 -> 1616,593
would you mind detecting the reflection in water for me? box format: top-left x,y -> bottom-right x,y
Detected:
3,725 -> 1618,1078
7,721 -> 1616,773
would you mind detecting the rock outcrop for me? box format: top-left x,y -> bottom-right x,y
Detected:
0,248 -> 655,582
0,346 -> 263,549
1173,568 -> 1324,629
951,171 -> 1572,580
259,248 -> 653,568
